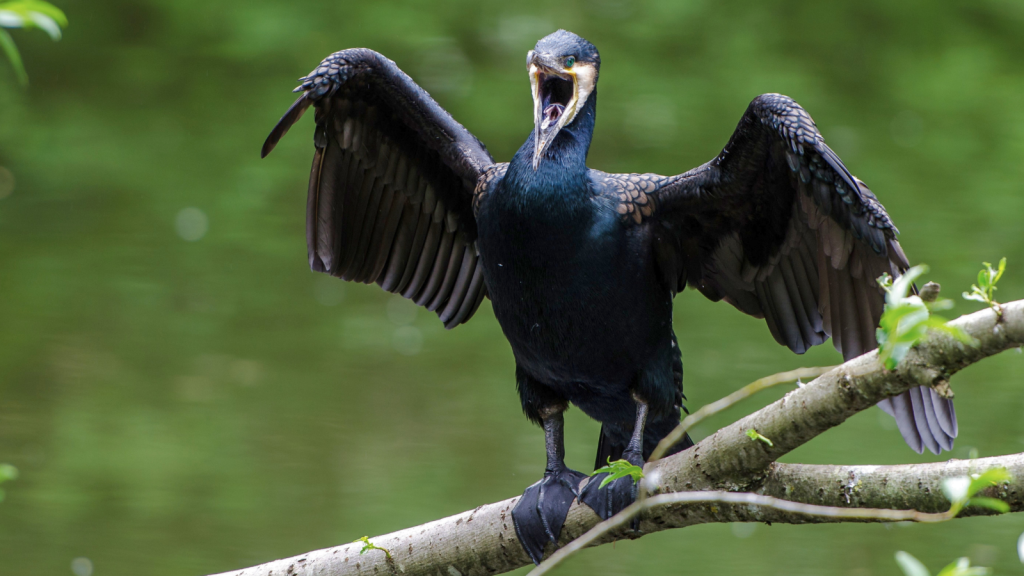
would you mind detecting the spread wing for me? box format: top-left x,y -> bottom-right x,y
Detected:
262,49 -> 494,328
613,93 -> 955,454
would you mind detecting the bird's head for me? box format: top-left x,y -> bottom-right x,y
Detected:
528,30 -> 600,169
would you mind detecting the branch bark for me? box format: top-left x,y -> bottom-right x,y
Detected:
210,300 -> 1024,576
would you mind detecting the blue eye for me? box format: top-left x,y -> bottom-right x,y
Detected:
565,56 -> 575,68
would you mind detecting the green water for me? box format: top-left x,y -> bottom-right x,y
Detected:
2,0 -> 1024,574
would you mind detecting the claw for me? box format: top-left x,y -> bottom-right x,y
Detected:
512,467 -> 588,565
537,481 -> 558,543
579,450 -> 644,522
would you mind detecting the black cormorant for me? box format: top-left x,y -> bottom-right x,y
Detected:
262,29 -> 956,564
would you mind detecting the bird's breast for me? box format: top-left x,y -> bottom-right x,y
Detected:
476,189 -> 670,383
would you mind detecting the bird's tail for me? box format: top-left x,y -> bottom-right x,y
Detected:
877,388 -> 956,455
594,421 -> 694,470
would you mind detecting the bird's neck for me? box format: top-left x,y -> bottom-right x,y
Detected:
505,91 -> 598,200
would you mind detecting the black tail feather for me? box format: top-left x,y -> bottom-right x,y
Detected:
595,425 -> 625,470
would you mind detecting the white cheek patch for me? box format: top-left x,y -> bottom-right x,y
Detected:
573,64 -> 597,114
556,62 -> 596,131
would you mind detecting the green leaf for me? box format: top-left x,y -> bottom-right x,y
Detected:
925,298 -> 954,312
936,557 -> 990,576
354,536 -> 391,559
877,272 -> 894,291
941,469 -> 1011,516
924,318 -> 977,346
876,264 -> 978,370
962,258 -> 1008,314
962,292 -> 987,303
0,1 -> 67,86
965,497 -> 1009,513
592,458 -> 644,488
895,551 -> 931,576
0,1 -> 68,27
967,468 -> 1011,498
28,11 -> 60,39
0,9 -> 25,27
0,27 -> 26,85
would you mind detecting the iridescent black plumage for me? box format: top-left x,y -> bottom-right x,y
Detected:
262,29 -> 956,565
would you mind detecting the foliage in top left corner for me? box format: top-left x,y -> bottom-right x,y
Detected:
0,1 -> 67,86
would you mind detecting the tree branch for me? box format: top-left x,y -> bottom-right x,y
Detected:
209,300 -> 1024,576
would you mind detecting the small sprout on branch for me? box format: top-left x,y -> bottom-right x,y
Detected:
940,467 -> 1012,516
896,551 -> 991,576
963,258 -> 1007,317
355,536 -> 392,560
592,458 -> 644,489
876,265 -> 976,370
745,428 -> 773,447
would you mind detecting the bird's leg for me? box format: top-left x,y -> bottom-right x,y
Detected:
579,397 -> 650,522
621,398 -> 649,466
542,409 -> 571,475
511,407 -> 588,565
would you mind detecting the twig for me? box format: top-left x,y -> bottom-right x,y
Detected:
528,491 -> 952,576
648,366 -> 836,462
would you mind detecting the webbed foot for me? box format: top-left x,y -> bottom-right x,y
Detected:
579,450 -> 644,521
512,466 -> 588,565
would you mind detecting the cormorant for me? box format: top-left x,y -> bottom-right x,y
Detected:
261,30 -> 957,564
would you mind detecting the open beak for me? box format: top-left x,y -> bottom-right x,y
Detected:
528,51 -> 580,170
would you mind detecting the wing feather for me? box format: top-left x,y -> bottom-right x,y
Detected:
626,93 -> 956,454
263,48 -> 492,328
404,215 -> 444,299
440,248 -> 479,324
428,234 -> 468,312
306,146 -> 325,272
380,204 -> 420,292
393,210 -> 434,294
416,230 -> 456,307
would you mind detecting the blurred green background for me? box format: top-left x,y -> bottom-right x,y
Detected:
2,0 -> 1024,574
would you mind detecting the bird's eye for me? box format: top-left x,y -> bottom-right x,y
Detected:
565,56 -> 575,69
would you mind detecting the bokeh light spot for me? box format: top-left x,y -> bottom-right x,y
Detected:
392,326 -> 423,356
71,557 -> 93,576
175,207 -> 209,241
386,295 -> 418,326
